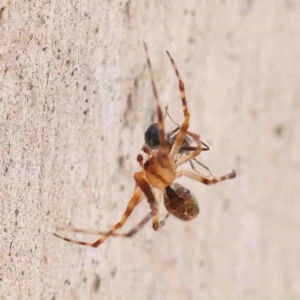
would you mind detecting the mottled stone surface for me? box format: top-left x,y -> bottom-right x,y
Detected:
1,1 -> 299,299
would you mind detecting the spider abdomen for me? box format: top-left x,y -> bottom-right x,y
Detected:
164,183 -> 199,221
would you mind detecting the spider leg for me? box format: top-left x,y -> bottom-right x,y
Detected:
166,126 -> 180,140
158,213 -> 170,228
200,141 -> 210,151
165,105 -> 181,128
180,145 -> 208,152
189,159 -> 214,177
176,169 -> 236,185
175,130 -> 202,168
143,43 -> 169,163
165,106 -> 210,152
54,211 -> 154,239
136,173 -> 160,231
55,226 -> 116,236
91,172 -> 152,245
52,170 -> 159,247
55,212 -> 170,238
53,180 -> 144,247
166,51 -> 190,160
137,153 -> 162,230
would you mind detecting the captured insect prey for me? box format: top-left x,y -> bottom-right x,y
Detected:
144,123 -> 210,152
53,43 -> 236,247
143,122 -> 212,176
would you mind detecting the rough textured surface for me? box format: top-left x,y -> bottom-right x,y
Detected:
1,1 -> 300,299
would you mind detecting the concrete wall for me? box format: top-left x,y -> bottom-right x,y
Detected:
1,1 -> 299,299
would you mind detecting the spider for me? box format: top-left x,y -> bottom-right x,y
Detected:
52,43 -> 236,247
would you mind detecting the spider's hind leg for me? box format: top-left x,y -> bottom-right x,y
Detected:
52,180 -> 145,247
52,165 -> 162,248
54,212 -> 170,239
53,210 -> 154,242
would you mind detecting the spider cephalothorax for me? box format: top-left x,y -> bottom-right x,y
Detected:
53,43 -> 236,247
143,151 -> 176,189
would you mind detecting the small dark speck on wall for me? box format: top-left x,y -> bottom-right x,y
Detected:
273,124 -> 284,138
240,0 -> 254,17
285,0 -> 297,10
127,94 -> 132,110
0,7 -> 5,19
110,266 -> 117,278
118,155 -> 124,168
93,274 -> 101,292
150,110 -> 156,122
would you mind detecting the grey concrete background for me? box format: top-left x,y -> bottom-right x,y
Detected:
1,0 -> 299,299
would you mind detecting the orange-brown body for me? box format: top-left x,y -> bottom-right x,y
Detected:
144,155 -> 176,189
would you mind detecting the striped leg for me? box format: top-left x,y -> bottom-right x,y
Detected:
164,107 -> 210,152
137,153 -> 160,230
143,42 -> 169,165
52,182 -> 144,247
53,211 -> 154,240
52,170 -> 158,247
54,212 -> 170,239
135,169 -> 159,231
166,50 -> 190,160
176,169 -> 236,185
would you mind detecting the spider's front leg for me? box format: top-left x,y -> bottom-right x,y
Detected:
143,42 -> 172,171
166,50 -> 191,160
143,43 -> 176,188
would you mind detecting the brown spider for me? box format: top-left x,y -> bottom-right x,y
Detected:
52,43 -> 236,247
